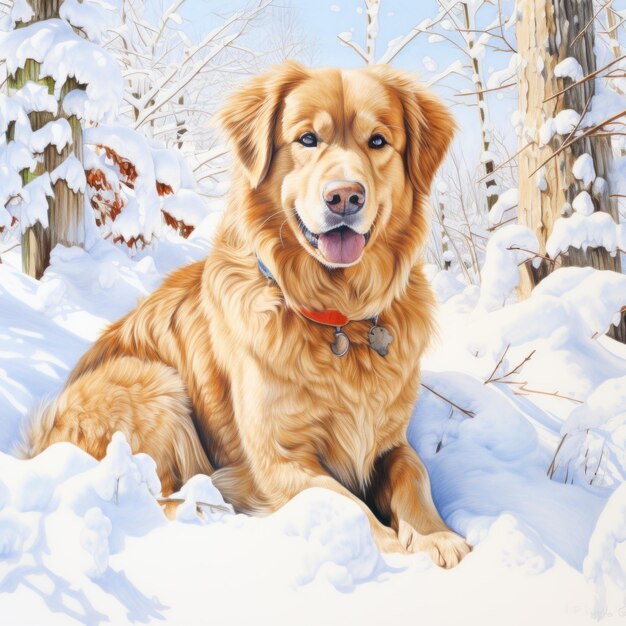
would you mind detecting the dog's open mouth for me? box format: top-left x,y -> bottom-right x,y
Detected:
297,219 -> 370,265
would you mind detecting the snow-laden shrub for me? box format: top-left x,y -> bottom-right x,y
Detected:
0,0 -> 211,252
549,375 -> 626,488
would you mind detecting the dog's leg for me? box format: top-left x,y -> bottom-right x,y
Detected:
370,443 -> 471,568
229,367 -> 405,553
21,356 -> 212,495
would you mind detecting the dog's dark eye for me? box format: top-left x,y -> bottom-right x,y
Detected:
368,134 -> 386,149
298,132 -> 318,147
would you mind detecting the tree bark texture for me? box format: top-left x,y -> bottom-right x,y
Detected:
517,0 -> 625,342
462,2 -> 498,214
11,0 -> 85,279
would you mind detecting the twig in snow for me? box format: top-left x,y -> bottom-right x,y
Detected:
512,383 -> 583,405
547,433 -> 568,478
420,383 -> 475,418
590,443 -> 605,485
483,344 -> 510,384
157,497 -> 233,513
484,348 -> 536,384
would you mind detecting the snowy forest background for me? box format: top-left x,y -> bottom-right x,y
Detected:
0,1 -> 626,624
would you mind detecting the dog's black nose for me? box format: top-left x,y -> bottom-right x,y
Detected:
323,181 -> 366,215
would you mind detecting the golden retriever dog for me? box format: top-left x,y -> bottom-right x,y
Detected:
24,62 -> 471,567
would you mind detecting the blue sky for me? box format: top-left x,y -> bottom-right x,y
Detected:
178,0 -> 626,172
179,0 -> 518,163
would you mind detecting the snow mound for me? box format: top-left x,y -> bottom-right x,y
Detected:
479,224 -> 539,311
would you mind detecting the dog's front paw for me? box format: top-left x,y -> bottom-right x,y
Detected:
398,521 -> 471,568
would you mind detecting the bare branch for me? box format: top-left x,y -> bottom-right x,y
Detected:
421,383 -> 476,418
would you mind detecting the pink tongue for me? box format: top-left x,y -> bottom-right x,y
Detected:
318,229 -> 365,264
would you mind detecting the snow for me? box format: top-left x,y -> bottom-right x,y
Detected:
546,211 -> 618,257
533,266 -> 626,337
573,190 -> 595,216
556,374 -> 626,487
162,189 -> 207,227
12,81 -> 58,116
584,483 -> 626,616
555,109 -> 581,134
0,229 -> 625,624
50,154 -> 87,193
85,125 -> 162,243
555,57 -> 584,82
540,109 -> 583,146
487,53 -> 520,89
0,19 -> 123,124
5,0 -> 34,28
573,154 -> 597,188
488,188 -> 518,226
479,224 -> 539,311
59,0 -> 117,43
422,55 -> 437,72
14,173 -> 54,230
29,118 -> 72,154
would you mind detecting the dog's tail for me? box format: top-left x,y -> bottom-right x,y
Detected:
14,396 -> 58,459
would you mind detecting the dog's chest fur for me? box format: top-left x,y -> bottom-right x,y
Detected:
204,260 -> 426,496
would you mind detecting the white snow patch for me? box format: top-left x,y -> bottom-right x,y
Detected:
422,56 -> 437,72
15,174 -> 54,230
572,154 -> 596,188
488,188 -> 518,226
479,225 -> 539,311
547,211 -> 617,257
584,482 -> 626,616
555,57 -> 584,82
572,190 -> 595,216
30,118 -> 72,154
162,189 -> 207,227
554,109 -> 580,135
50,154 -> 87,193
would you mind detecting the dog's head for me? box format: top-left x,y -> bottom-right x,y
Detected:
217,62 -> 455,310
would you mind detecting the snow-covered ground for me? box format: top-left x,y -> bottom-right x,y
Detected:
1,220 -> 625,625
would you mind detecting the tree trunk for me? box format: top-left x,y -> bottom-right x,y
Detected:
11,0 -> 85,279
461,2 -> 498,214
517,0 -> 625,342
365,0 -> 380,64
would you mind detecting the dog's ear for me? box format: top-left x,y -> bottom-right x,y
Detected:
215,61 -> 309,189
369,66 -> 456,197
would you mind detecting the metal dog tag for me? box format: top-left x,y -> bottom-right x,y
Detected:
331,327 -> 350,356
368,325 -> 393,357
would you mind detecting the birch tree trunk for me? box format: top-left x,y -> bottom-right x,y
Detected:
461,2 -> 498,213
365,0 -> 380,64
517,0 -> 625,342
11,0 -> 85,279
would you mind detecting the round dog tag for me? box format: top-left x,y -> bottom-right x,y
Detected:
331,328 -> 350,356
368,325 -> 393,356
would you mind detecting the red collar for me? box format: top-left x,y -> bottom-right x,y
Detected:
298,306 -> 349,327
258,255 -> 373,328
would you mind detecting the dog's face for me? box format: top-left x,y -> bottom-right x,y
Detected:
218,62 -> 455,271
276,69 -> 408,267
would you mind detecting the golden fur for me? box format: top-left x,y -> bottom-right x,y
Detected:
24,62 -> 471,567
